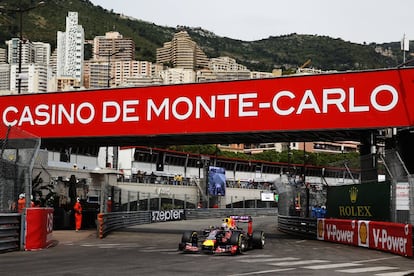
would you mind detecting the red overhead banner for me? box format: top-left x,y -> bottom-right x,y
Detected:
1,68 -> 414,139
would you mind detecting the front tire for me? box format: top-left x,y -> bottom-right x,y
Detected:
230,232 -> 246,254
181,230 -> 198,243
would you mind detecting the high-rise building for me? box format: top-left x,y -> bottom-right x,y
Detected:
10,64 -> 50,93
6,39 -> 51,93
56,12 -> 84,85
0,48 -> 7,63
93,31 -> 134,61
87,31 -> 135,88
156,31 -> 209,70
0,64 -> 10,93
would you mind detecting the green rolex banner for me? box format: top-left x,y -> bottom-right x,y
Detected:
326,182 -> 390,221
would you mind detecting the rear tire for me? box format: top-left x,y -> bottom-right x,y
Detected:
252,231 -> 265,249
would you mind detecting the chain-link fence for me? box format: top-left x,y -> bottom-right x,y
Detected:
0,125 -> 40,212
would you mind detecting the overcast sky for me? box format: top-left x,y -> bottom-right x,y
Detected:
90,0 -> 413,45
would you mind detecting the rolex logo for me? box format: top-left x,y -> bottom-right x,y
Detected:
349,186 -> 358,203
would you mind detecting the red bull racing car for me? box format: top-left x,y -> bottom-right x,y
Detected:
178,215 -> 265,255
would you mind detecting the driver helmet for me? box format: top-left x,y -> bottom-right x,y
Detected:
221,222 -> 228,230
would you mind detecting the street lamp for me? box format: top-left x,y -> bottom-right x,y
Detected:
105,48 -> 124,88
0,1 -> 45,93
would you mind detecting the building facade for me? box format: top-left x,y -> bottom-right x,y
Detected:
156,31 -> 209,70
56,12 -> 84,85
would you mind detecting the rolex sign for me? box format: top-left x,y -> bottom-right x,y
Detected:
326,182 -> 390,221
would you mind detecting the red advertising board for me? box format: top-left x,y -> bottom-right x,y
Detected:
25,208 -> 54,250
1,68 -> 414,139
317,218 -> 357,245
368,221 -> 412,257
318,218 -> 413,257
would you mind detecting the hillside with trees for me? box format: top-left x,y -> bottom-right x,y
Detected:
0,0 -> 410,72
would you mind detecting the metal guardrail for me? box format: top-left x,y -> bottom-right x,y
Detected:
97,211 -> 151,238
277,215 -> 317,239
97,208 -> 277,238
0,213 -> 21,253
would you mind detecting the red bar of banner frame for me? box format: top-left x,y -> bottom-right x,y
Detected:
1,68 -> 414,139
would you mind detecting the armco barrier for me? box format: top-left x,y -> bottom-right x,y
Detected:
277,215 -> 317,239
0,213 -> 21,253
98,208 -> 277,238
98,211 -> 151,238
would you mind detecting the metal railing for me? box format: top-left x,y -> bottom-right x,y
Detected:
277,215 -> 317,239
97,211 -> 151,238
0,213 -> 21,253
97,208 -> 277,238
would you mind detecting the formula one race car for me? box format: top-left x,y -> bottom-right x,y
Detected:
178,215 -> 265,255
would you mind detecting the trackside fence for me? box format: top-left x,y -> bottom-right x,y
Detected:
0,213 -> 21,253
97,208 -> 277,238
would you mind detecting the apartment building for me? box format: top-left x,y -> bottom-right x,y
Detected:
156,31 -> 209,70
93,31 -> 134,61
113,60 -> 153,86
0,64 -> 10,93
10,64 -> 50,93
6,39 -> 51,93
160,67 -> 196,84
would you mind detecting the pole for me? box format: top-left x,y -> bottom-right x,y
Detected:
107,53 -> 111,88
303,142 -> 308,216
18,10 -> 23,94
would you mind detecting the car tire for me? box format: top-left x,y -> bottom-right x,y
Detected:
252,231 -> 265,249
181,230 -> 198,243
230,231 -> 246,254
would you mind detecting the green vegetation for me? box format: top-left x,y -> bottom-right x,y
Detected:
169,145 -> 360,169
0,0 -> 411,72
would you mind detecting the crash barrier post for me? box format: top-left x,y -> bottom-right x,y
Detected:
277,215 -> 317,239
97,208 -> 277,238
25,208 -> 54,250
0,213 -> 21,253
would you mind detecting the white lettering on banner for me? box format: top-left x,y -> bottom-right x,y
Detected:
151,209 -> 185,222
47,212 -> 54,233
372,228 -> 407,254
103,100 -> 140,123
326,224 -> 354,243
3,103 -> 95,126
271,86 -> 397,116
1,84 -> 400,127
